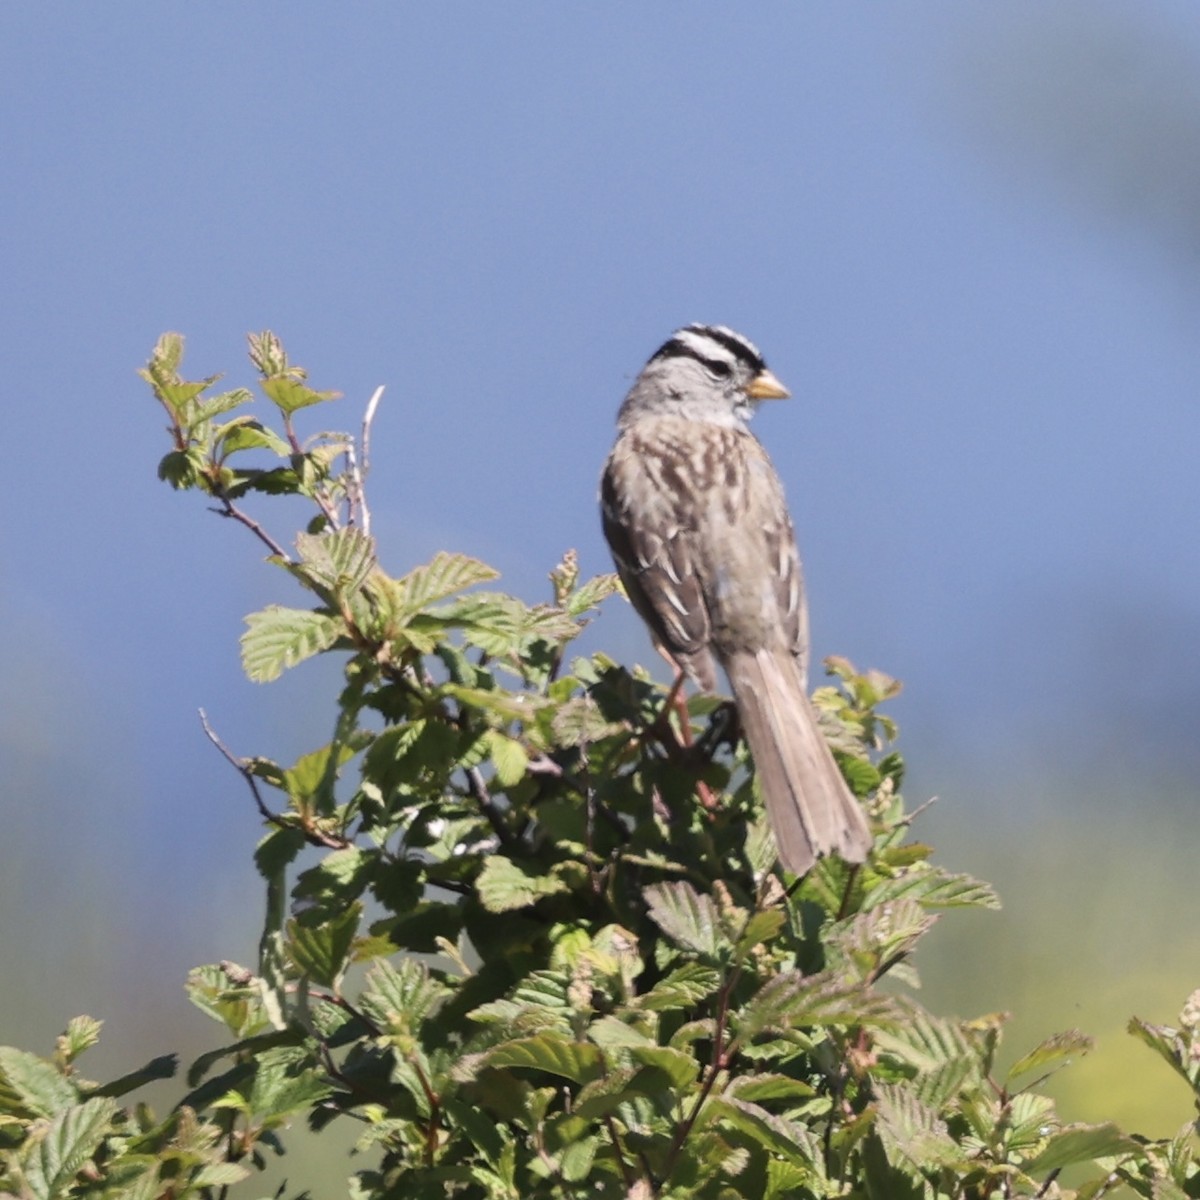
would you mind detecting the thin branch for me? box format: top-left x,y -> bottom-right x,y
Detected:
345,385 -> 383,534
199,709 -> 350,850
465,765 -> 513,847
603,1114 -> 637,1194
361,385 -> 384,479
210,494 -> 290,560
662,965 -> 741,1177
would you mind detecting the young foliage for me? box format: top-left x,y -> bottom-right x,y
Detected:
1,333 -> 1195,1199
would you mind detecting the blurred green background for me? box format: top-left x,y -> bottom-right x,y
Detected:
3,3 -> 1199,1191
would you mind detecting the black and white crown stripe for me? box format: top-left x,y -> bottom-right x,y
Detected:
649,324 -> 767,378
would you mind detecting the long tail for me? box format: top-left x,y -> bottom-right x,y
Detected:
724,648 -> 872,875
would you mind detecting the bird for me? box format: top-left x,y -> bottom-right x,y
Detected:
600,323 -> 871,876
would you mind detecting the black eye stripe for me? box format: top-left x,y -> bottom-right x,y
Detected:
650,339 -> 737,378
684,324 -> 765,373
650,325 -> 767,378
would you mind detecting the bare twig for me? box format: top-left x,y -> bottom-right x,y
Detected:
897,795 -> 939,826
465,765 -> 512,847
361,385 -> 384,479
199,709 -> 350,850
345,386 -> 384,533
211,495 -> 290,561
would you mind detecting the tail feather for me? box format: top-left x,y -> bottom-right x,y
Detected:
725,649 -> 872,875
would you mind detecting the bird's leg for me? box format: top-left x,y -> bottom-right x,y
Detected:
651,648 -> 719,812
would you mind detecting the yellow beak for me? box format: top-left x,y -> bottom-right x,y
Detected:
745,368 -> 790,400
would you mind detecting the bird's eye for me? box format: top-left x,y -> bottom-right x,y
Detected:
707,360 -> 733,380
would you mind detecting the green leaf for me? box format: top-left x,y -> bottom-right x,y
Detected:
0,1047 -> 78,1117
487,731 -> 529,788
873,1082 -> 968,1175
550,696 -> 629,746
389,552 -> 500,619
360,959 -> 449,1035
1007,1029 -> 1094,1086
296,528 -> 377,600
287,901 -> 361,987
708,1096 -> 816,1165
476,857 -> 569,913
260,373 -> 341,413
626,1045 -> 699,1090
55,1017 -> 103,1066
241,605 -> 343,682
865,867 -> 1000,911
734,909 -> 786,955
565,573 -> 621,618
185,964 -> 271,1038
634,964 -> 722,1012
20,1096 -> 117,1200
216,416 -> 288,458
244,1047 -> 334,1123
1025,1122 -> 1140,1174
874,1006 -> 981,1108
736,971 -> 900,1040
484,1035 -> 603,1085
643,882 -> 725,957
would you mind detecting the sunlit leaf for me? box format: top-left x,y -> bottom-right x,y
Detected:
476,857 -> 569,913
241,605 -> 344,682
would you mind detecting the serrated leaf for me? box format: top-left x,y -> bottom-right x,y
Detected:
566,573 -> 621,617
0,1047 -> 78,1117
736,971 -> 900,1039
708,1096 -> 816,1165
874,1082 -> 968,1174
865,867 -> 1000,911
261,373 -> 341,413
549,695 -> 629,746
241,606 -> 343,682
874,1006 -> 980,1107
360,959 -> 449,1035
55,1017 -> 103,1066
437,593 -> 578,656
484,1035 -> 603,1084
476,857 -> 569,913
735,909 -> 786,955
194,1162 -> 253,1187
726,1073 -> 816,1103
20,1096 -> 117,1200
1007,1029 -> 1094,1086
295,528 -> 377,599
644,882 -> 724,957
287,901 -> 361,987
244,1048 -> 334,1122
626,1045 -> 699,1090
634,963 -> 722,1012
441,684 -> 547,725
389,552 -> 500,619
1025,1122 -> 1140,1174
282,733 -> 371,813
487,731 -> 529,787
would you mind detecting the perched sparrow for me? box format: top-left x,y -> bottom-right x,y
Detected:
600,323 -> 871,875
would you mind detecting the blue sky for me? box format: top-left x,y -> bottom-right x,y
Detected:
2,2 -> 1199,1125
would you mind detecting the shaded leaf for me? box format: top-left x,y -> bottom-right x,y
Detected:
484,1035 -> 603,1085
644,882 -> 724,957
1025,1122 -> 1140,1174
287,901 -> 361,987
